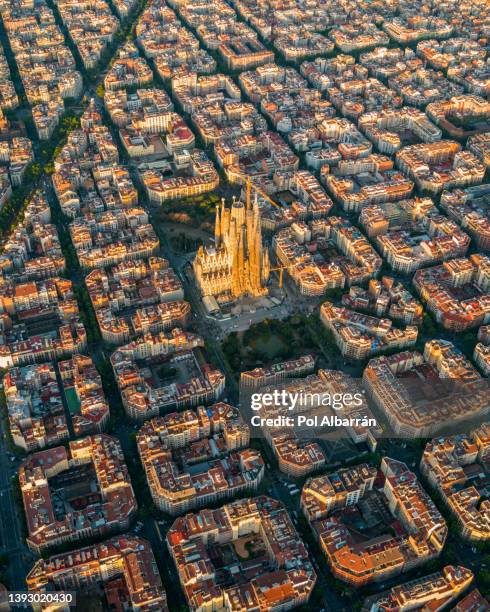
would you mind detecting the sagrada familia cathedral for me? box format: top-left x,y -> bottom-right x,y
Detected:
193,195 -> 270,301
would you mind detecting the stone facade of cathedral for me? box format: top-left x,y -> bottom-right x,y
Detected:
193,196 -> 270,300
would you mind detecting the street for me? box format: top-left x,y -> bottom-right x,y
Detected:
0,432 -> 37,589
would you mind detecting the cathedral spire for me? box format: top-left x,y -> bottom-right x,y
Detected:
214,204 -> 222,246
193,195 -> 269,300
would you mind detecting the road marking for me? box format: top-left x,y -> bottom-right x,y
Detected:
154,520 -> 163,542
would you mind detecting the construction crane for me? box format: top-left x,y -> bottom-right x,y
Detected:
244,177 -> 281,209
268,264 -> 293,289
235,174 -> 292,289
242,176 -> 289,287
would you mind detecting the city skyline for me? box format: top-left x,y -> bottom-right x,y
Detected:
0,0 -> 487,609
